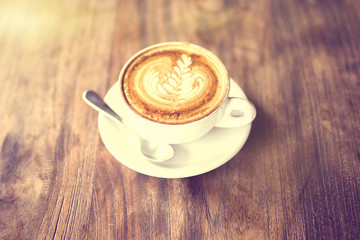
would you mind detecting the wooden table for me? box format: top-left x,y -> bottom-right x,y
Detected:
1,0 -> 359,239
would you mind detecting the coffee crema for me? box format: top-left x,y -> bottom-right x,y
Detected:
120,42 -> 229,124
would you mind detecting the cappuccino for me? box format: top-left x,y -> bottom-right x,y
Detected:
120,42 -> 229,124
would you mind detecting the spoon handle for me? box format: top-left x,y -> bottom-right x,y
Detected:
82,90 -> 122,123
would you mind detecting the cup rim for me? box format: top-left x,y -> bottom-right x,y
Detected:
118,41 -> 230,126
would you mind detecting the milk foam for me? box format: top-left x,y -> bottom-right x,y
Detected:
144,54 -> 205,105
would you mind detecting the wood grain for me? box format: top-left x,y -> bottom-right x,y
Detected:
0,0 -> 359,239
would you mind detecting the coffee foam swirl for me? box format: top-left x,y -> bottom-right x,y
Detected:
121,43 -> 229,124
144,54 -> 205,105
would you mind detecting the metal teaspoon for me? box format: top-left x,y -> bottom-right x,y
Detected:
82,90 -> 175,162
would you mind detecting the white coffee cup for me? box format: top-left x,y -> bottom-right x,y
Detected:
116,42 -> 256,145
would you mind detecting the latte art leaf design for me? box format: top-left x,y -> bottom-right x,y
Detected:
144,54 -> 205,104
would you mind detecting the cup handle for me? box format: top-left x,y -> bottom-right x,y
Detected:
215,97 -> 256,128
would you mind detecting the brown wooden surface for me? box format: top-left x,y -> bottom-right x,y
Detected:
1,0 -> 360,239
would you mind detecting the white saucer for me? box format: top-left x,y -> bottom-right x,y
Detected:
98,79 -> 252,178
